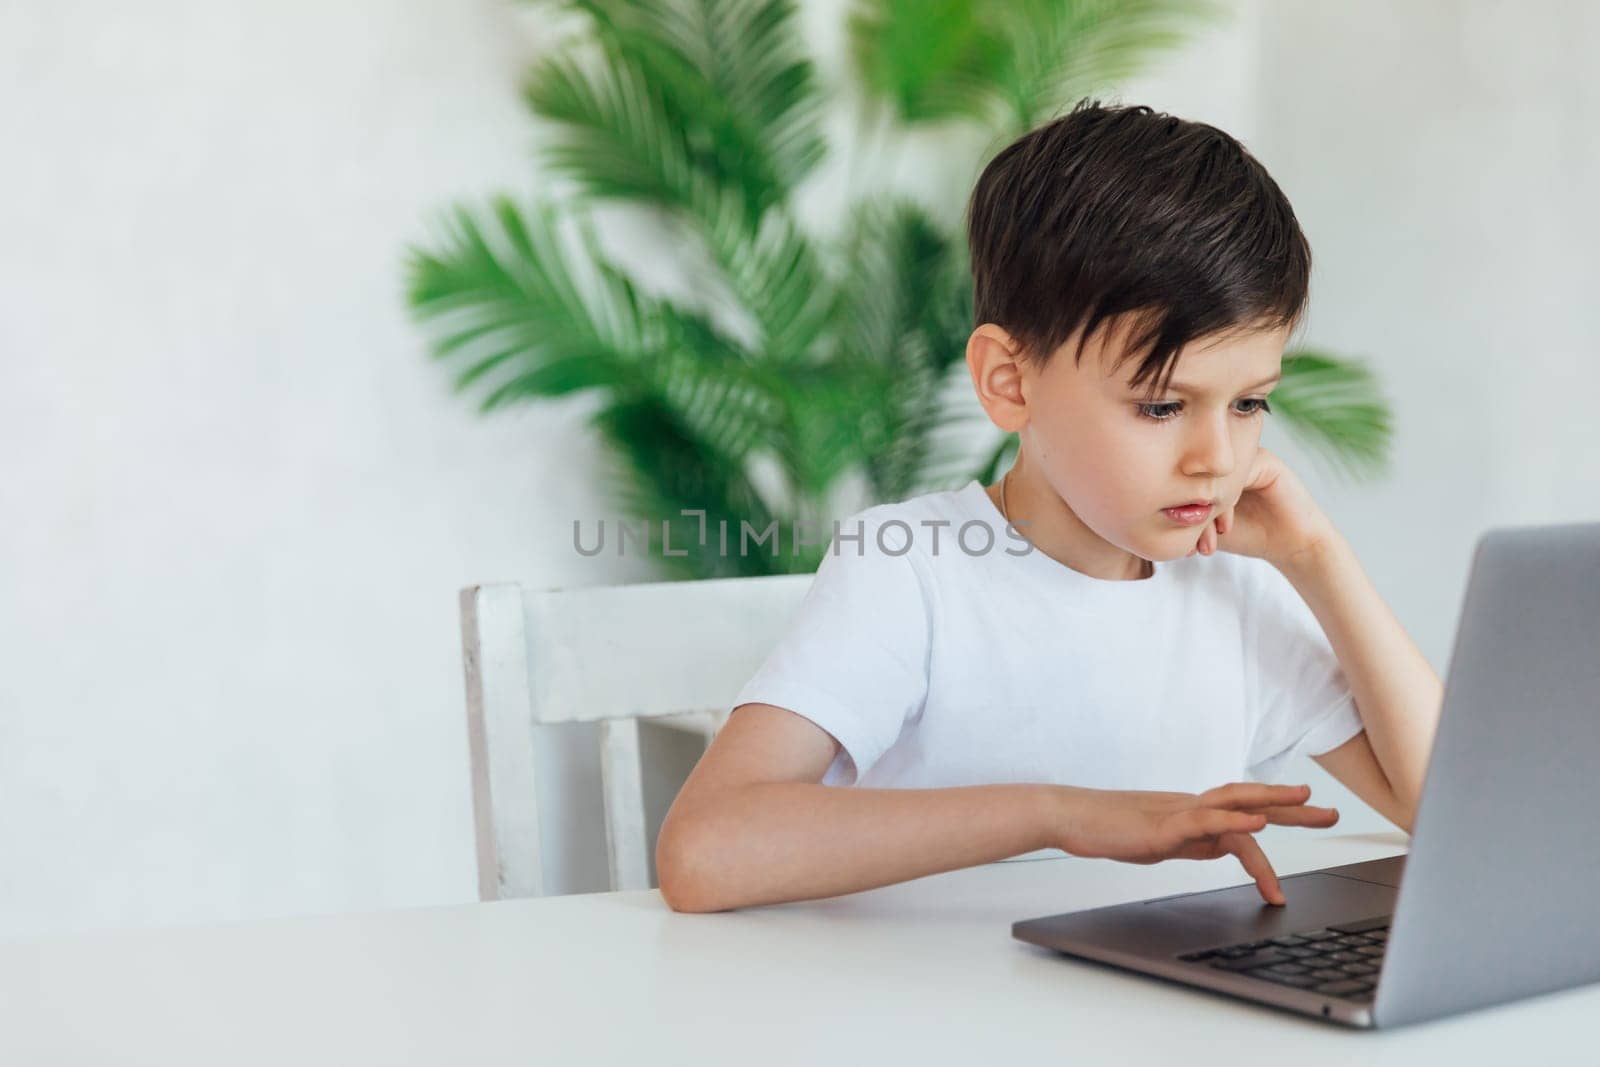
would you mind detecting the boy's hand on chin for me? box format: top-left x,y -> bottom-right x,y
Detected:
1187,446 -> 1335,569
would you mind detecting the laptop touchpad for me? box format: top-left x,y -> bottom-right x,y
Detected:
1145,872 -> 1398,943
1321,853 -> 1406,887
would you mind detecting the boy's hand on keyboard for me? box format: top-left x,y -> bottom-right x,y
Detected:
1053,782 -> 1339,905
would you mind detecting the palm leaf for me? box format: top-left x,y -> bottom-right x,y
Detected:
406,198 -> 642,410
1270,349 -> 1393,481
830,196 -> 975,498
406,195 -> 772,450
767,360 -> 895,500
525,2 -> 827,259
988,0 -> 1222,133
591,393 -> 794,578
846,0 -> 1009,124
523,6 -> 832,359
694,203 -> 835,359
623,0 -> 827,192
631,299 -> 776,465
849,0 -> 1220,133
525,51 -> 699,207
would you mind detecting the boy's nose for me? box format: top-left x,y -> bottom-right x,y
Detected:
1182,415 -> 1235,478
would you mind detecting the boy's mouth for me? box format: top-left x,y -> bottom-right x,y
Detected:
1161,502 -> 1214,525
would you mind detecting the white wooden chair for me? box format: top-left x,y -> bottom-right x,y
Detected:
459,573 -> 813,900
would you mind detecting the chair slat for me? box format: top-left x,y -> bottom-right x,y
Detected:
460,585 -> 546,900
600,717 -> 650,892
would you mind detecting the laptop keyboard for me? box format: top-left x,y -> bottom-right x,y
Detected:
1175,915 -> 1390,1002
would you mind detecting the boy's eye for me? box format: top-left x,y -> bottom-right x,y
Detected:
1136,401 -> 1183,421
1134,398 -> 1273,422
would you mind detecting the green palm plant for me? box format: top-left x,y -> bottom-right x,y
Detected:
406,0 -> 1392,579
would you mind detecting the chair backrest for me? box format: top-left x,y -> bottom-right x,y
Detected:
459,573 -> 813,899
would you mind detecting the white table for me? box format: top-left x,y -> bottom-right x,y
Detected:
3,831 -> 1593,1065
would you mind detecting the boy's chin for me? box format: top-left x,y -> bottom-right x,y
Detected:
1141,529 -> 1206,562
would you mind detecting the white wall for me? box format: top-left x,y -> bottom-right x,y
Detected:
0,0 -> 663,937
5,0 -> 1590,937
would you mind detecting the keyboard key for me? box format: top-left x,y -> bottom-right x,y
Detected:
1220,946 -> 1254,959
1328,916 -> 1391,935
1310,968 -> 1347,981
1328,951 -> 1365,963
1313,979 -> 1374,997
1355,945 -> 1385,958
1269,935 -> 1311,947
1308,940 -> 1341,952
1345,963 -> 1379,976
1264,962 -> 1309,976
1210,949 -> 1292,972
1282,947 -> 1319,959
1295,929 -> 1338,940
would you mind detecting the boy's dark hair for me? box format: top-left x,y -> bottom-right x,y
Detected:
966,99 -> 1311,398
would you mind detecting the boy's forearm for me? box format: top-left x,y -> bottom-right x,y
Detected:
657,781 -> 1066,912
1278,528 -> 1444,815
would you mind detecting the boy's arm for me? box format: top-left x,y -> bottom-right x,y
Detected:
655,703 -> 1062,911
1277,527 -> 1445,830
656,703 -> 1336,912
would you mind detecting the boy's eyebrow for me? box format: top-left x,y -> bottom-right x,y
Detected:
1155,372 -> 1282,396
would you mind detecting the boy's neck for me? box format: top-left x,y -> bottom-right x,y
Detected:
987,461 -> 1154,581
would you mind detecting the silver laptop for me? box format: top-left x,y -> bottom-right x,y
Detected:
1013,522 -> 1600,1029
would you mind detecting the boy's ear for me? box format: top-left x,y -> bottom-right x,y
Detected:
966,323 -> 1030,433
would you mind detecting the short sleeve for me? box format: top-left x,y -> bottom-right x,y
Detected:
731,519 -> 932,786
1242,560 -> 1365,783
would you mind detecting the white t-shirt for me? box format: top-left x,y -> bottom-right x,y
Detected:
733,479 -> 1363,801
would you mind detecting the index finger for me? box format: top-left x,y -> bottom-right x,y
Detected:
1222,830 -> 1285,906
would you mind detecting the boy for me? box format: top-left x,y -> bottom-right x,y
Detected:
656,100 -> 1442,914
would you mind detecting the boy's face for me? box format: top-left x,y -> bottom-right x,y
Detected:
972,314 -> 1290,565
